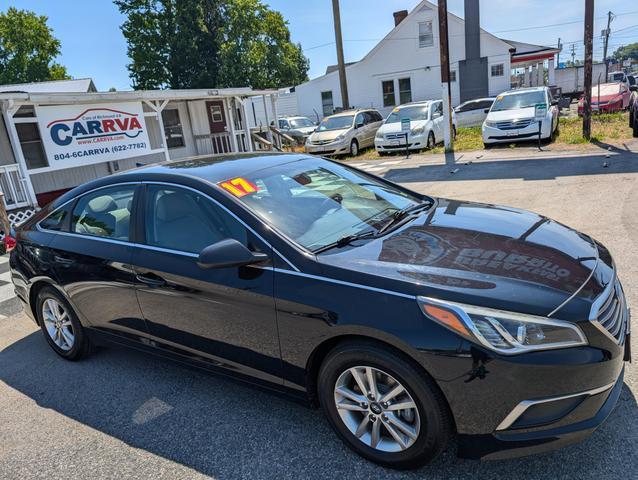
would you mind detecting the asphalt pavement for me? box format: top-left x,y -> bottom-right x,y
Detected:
1,147 -> 637,479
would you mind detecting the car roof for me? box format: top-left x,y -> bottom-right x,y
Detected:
328,108 -> 377,118
395,100 -> 435,108
118,153 -> 309,184
499,87 -> 547,96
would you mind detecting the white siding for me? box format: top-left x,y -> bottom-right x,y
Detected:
295,0 -> 512,117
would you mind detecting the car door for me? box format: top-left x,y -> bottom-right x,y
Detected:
475,100 -> 494,127
455,101 -> 473,127
131,183 -> 281,384
354,112 -> 366,145
46,183 -> 147,338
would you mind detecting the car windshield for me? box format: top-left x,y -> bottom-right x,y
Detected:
289,118 -> 315,128
219,157 -> 425,252
385,106 -> 429,123
317,115 -> 354,131
491,91 -> 546,111
595,84 -> 621,96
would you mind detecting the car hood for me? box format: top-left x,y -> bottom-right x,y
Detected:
290,126 -> 316,135
310,128 -> 350,141
318,198 -> 609,317
486,107 -> 536,122
378,120 -> 429,134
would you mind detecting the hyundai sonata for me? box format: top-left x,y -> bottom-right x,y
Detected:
9,153 -> 630,469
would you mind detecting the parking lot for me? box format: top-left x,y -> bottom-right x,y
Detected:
1,147 -> 637,479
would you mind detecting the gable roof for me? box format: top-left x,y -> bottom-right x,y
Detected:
0,78 -> 96,94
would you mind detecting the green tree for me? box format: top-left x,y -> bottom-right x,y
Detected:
612,43 -> 638,62
0,7 -> 69,84
115,0 -> 308,90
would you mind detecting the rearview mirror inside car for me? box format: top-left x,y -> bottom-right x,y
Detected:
197,239 -> 269,269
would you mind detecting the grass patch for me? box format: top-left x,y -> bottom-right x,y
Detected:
324,112 -> 633,162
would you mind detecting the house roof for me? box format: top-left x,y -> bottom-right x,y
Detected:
325,62 -> 357,75
0,78 -> 96,94
504,40 -> 560,65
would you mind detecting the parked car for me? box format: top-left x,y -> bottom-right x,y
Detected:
9,153 -> 630,469
629,85 -> 638,137
608,71 -> 627,84
374,100 -> 456,154
274,116 -> 317,145
482,87 -> 559,147
577,82 -> 632,115
627,74 -> 636,88
453,97 -> 495,127
305,109 -> 383,156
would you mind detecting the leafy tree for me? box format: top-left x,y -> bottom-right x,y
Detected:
612,43 -> 638,62
0,7 -> 69,84
115,0 -> 308,90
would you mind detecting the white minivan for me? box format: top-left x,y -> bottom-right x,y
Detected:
482,87 -> 559,147
374,100 -> 456,154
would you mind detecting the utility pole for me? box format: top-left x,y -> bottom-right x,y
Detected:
438,0 -> 453,150
583,0 -> 594,140
331,0 -> 349,110
602,11 -> 614,79
557,38 -> 562,66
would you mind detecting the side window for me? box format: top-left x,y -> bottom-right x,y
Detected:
39,205 -> 70,232
72,186 -> 136,240
145,186 -> 247,254
279,119 -> 289,129
355,113 -> 364,127
458,101 -> 475,113
477,100 -> 494,110
371,111 -> 383,122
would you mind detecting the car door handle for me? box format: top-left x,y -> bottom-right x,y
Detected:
54,255 -> 74,266
135,273 -> 166,288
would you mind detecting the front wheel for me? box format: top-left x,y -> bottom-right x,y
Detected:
350,139 -> 360,156
426,131 -> 435,149
318,342 -> 452,469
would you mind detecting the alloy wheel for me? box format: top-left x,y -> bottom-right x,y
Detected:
334,366 -> 421,453
427,132 -> 435,149
42,298 -> 74,351
350,140 -> 359,156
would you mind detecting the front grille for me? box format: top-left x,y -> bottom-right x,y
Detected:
496,118 -> 533,130
385,133 -> 407,140
592,279 -> 628,344
310,139 -> 333,146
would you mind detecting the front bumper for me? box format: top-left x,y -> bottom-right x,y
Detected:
305,141 -> 350,155
375,134 -> 427,152
482,121 -> 552,144
428,304 -> 630,460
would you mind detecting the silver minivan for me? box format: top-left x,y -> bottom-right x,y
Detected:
305,109 -> 384,156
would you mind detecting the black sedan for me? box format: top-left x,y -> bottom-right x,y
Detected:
8,153 -> 630,469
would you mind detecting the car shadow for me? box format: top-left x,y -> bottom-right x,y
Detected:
384,151 -> 638,184
1,326 -> 637,479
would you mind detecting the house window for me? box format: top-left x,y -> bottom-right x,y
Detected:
419,21 -> 433,48
382,80 -> 396,107
210,105 -> 223,122
321,91 -> 334,117
491,64 -> 505,77
161,108 -> 185,149
398,78 -> 412,104
450,70 -> 457,82
16,123 -> 48,169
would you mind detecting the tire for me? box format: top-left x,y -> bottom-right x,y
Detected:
426,131 -> 435,149
452,126 -> 457,140
318,342 -> 452,469
633,114 -> 638,138
36,286 -> 92,360
350,139 -> 360,156
630,110 -> 635,129
483,142 -> 493,149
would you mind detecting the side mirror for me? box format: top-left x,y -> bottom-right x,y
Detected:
630,85 -> 638,92
197,239 -> 269,269
355,122 -> 364,129
484,109 -> 490,114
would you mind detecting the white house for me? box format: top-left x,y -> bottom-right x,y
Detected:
296,0 -> 558,119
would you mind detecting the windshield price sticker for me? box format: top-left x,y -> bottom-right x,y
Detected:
535,103 -> 547,120
401,118 -> 411,132
219,177 -> 259,197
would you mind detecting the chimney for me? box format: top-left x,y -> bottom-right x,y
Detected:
393,10 -> 408,27
464,0 -> 481,60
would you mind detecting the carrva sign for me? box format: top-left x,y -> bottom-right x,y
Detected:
534,103 -> 547,121
35,102 -> 152,170
401,117 -> 411,132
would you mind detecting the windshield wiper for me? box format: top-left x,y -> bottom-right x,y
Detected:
313,230 -> 378,254
377,202 -> 433,234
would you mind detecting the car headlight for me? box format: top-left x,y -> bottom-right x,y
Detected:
333,133 -> 346,143
375,130 -> 384,140
411,125 -> 425,135
484,121 -> 498,128
417,297 -> 587,354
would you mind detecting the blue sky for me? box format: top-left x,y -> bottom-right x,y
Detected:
1,0 -> 637,91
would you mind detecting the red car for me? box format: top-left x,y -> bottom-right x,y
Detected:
578,82 -> 631,115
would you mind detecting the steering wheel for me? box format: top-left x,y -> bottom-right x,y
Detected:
319,193 -> 344,212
